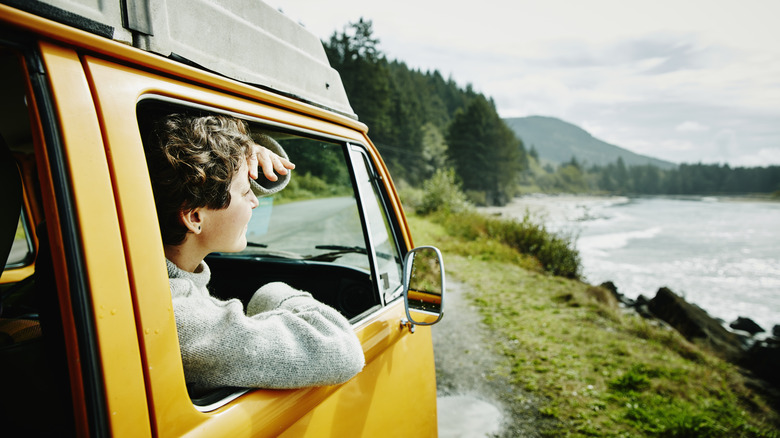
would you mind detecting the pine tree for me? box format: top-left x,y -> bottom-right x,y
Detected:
447,96 -> 523,205
324,19 -> 393,144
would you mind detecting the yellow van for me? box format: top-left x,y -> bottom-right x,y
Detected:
0,1 -> 445,436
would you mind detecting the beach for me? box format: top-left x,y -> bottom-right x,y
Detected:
478,195 -> 629,229
480,194 -> 780,333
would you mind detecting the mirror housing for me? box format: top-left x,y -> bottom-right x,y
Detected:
402,246 -> 445,329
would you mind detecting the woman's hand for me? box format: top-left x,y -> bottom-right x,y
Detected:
248,144 -> 295,182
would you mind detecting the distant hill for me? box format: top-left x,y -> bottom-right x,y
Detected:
504,116 -> 676,170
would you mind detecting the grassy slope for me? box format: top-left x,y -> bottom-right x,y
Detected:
408,214 -> 779,437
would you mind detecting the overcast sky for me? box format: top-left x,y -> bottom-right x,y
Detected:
270,0 -> 780,166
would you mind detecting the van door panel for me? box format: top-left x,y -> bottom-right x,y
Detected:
38,41 -> 152,436
80,52 -> 437,436
280,323 -> 438,437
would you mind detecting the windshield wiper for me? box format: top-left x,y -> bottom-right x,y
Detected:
306,245 -> 367,262
315,245 -> 366,252
307,245 -> 393,262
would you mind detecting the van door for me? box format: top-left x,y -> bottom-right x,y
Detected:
1,37 -> 153,436
77,47 -> 439,436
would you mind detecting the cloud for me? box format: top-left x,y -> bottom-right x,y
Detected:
271,0 -> 780,165
732,148 -> 780,167
676,121 -> 710,132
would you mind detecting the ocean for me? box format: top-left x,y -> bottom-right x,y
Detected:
480,195 -> 780,334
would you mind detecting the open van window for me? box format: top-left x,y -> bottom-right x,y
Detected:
137,100 -> 404,323
204,130 -> 385,321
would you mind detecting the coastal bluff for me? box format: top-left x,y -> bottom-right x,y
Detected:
602,282 -> 780,403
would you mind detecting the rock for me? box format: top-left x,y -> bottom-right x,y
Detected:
629,294 -> 654,318
599,281 -> 618,297
599,281 -> 633,307
742,340 -> 780,390
647,287 -> 745,362
773,324 -> 780,338
635,304 -> 654,319
729,317 -> 765,335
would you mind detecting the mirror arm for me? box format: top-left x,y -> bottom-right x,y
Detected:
400,318 -> 416,334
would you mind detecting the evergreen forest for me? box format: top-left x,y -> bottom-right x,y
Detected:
323,20 -> 780,205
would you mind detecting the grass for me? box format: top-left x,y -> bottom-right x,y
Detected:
408,212 -> 780,437
430,210 -> 581,278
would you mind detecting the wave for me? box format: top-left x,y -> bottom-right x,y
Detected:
579,226 -> 663,255
573,196 -> 780,332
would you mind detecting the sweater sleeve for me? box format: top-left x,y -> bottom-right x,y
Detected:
171,280 -> 365,390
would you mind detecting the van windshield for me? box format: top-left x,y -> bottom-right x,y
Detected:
240,135 -> 372,273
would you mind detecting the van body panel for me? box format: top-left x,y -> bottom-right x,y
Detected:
21,50 -> 93,436
280,324 -> 438,438
37,40 -> 153,437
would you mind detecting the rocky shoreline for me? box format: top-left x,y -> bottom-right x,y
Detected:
601,281 -> 780,408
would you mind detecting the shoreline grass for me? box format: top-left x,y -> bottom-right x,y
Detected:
409,212 -> 780,437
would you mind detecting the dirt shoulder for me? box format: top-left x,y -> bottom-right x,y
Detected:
433,280 -> 552,437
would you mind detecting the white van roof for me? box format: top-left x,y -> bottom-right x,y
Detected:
25,0 -> 355,118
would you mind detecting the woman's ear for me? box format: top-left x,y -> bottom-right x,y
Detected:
180,208 -> 203,234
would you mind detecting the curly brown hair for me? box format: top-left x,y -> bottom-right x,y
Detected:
146,114 -> 254,245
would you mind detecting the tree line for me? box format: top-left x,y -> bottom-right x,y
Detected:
323,19 -> 780,203
538,157 -> 780,196
323,19 -> 526,205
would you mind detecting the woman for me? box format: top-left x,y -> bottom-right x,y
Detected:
146,114 -> 365,391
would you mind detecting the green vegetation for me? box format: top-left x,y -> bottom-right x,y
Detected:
517,154 -> 780,196
504,116 -> 676,170
409,212 -> 779,436
271,137 -> 354,203
324,19 -> 524,204
324,16 -> 780,437
402,168 -> 580,278
403,173 -> 779,436
435,211 -> 580,279
447,96 -> 526,205
273,172 -> 353,203
324,20 -> 780,203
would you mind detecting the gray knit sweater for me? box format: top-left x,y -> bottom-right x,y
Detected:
166,259 -> 365,390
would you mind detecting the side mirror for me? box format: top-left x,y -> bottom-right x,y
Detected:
401,246 -> 445,331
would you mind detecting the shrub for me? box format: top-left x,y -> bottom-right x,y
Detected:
398,185 -> 424,212
417,168 -> 472,215
275,172 -> 351,202
464,190 -> 487,206
437,210 -> 581,278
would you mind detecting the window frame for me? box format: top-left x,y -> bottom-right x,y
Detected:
135,96 -> 411,411
137,96 -> 408,319
0,36 -> 110,437
347,144 -> 406,306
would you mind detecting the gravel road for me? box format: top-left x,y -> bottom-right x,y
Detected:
433,280 -> 553,437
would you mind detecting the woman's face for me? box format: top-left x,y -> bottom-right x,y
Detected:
200,161 -> 259,253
